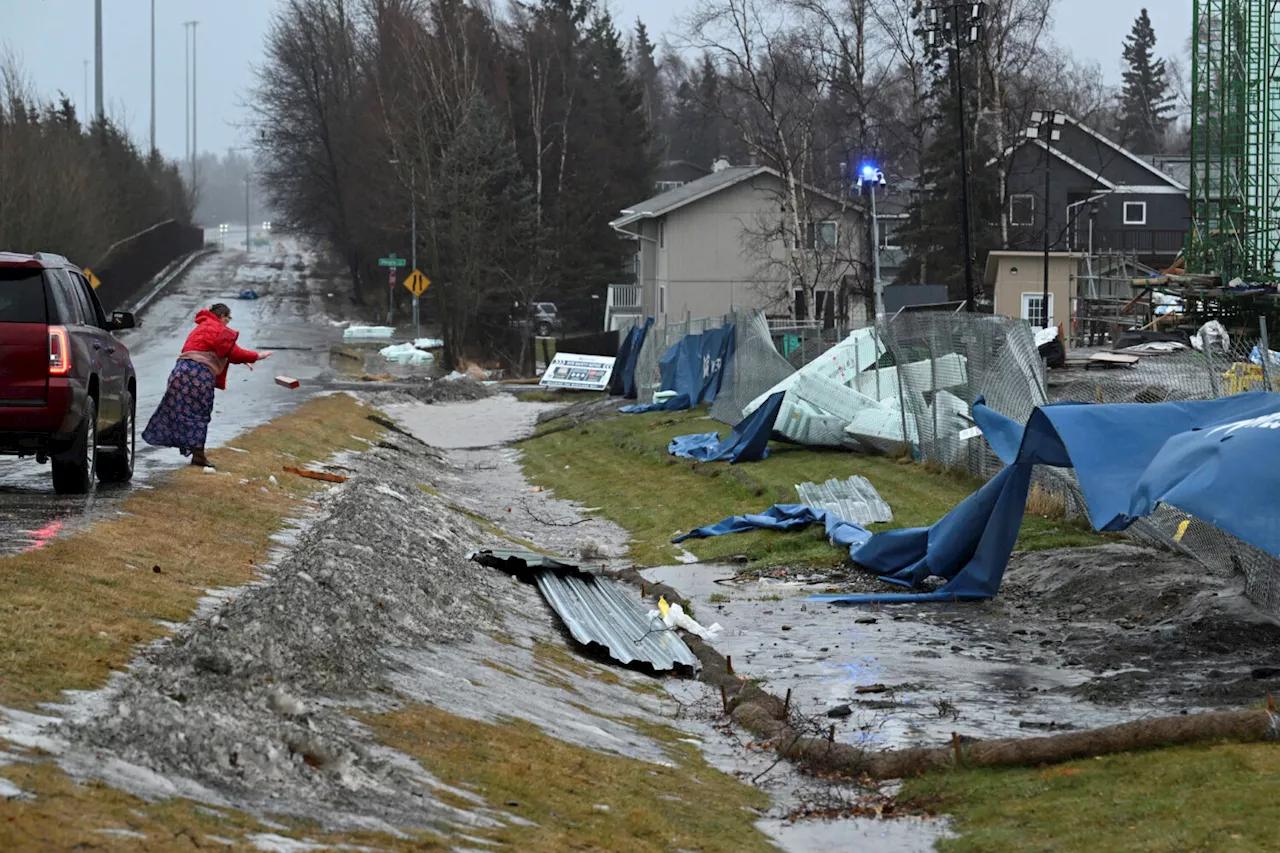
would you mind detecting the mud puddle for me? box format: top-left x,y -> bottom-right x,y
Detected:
643,541 -> 1280,753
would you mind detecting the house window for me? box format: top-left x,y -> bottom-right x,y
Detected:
658,220 -> 665,249
1010,194 -> 1035,226
814,220 -> 838,250
880,220 -> 900,249
1123,201 -> 1147,226
1021,292 -> 1054,328
658,284 -> 666,315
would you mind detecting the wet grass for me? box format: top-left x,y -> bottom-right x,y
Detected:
0,759 -> 448,852
368,703 -> 776,853
0,394 -> 383,711
518,406 -> 1108,567
902,742 -> 1280,852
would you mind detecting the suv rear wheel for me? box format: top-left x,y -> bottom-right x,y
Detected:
52,397 -> 98,495
98,389 -> 135,484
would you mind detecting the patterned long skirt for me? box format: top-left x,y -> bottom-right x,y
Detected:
142,360 -> 216,456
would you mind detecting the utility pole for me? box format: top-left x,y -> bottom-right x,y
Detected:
184,23 -> 191,166
94,0 -> 103,123
925,2 -> 985,312
857,165 -> 888,319
245,173 -> 251,257
192,21 -> 198,182
150,0 -> 156,155
411,163 -> 418,337
1027,110 -> 1065,329
82,60 -> 88,126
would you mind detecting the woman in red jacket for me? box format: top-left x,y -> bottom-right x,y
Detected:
142,303 -> 272,468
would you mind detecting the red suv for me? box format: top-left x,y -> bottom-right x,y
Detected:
0,251 -> 138,493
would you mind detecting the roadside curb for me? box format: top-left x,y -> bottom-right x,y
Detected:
126,246 -> 219,316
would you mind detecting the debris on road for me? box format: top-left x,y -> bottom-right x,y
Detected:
652,595 -> 722,641
275,376 -> 300,389
342,325 -> 395,340
282,465 -> 348,484
469,549 -> 699,673
379,342 -> 435,366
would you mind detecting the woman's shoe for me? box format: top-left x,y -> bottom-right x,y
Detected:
190,448 -> 213,469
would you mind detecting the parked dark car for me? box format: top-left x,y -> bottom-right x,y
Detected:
0,251 -> 138,493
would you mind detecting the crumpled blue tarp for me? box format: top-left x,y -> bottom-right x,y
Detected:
675,503 -> 873,552
620,325 -> 735,413
668,391 -> 785,463
678,391 -> 1280,604
610,319 -> 652,398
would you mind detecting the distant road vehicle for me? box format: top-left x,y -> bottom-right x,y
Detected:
0,251 -> 138,493
533,302 -> 560,336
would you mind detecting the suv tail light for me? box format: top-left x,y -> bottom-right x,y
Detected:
48,326 -> 71,376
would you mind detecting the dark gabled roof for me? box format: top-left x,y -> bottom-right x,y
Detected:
991,114 -> 1188,192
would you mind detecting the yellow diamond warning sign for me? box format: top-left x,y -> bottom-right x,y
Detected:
403,269 -> 431,297
83,268 -> 102,289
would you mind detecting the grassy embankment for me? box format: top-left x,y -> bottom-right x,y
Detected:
518,405 -> 1108,568
0,394 -> 774,851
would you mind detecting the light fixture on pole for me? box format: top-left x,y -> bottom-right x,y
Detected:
857,163 -> 888,319
1026,110 -> 1065,330
924,2 -> 985,312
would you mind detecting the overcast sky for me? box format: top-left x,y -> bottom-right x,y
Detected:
2,0 -> 1193,160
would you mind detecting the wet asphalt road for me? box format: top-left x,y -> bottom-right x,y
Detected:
0,240 -> 348,555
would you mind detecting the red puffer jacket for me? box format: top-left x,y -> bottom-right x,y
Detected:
181,309 -> 260,389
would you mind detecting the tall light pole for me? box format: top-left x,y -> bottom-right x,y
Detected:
185,21 -> 200,189
150,0 -> 156,156
858,165 -> 888,319
83,60 -> 89,125
94,0 -> 103,123
924,2 -> 985,312
1026,110 -> 1065,329
184,23 -> 191,166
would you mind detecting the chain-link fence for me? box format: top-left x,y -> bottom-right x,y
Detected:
659,308 -> 1280,617
630,314 -> 731,405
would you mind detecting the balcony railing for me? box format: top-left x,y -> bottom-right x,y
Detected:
1076,229 -> 1187,256
607,283 -> 641,310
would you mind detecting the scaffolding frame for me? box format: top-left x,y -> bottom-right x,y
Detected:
1189,0 -> 1280,282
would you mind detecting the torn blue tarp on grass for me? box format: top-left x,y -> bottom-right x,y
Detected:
675,503 -> 873,552
677,391 -> 1280,604
668,391 -> 785,463
620,325 -> 736,413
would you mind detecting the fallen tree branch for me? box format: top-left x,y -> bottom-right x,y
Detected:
283,466 -> 348,484
519,497 -> 592,527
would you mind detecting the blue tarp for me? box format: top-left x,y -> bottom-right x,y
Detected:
668,391 -> 785,463
620,325 -> 736,413
676,392 -> 1280,605
610,319 -> 652,398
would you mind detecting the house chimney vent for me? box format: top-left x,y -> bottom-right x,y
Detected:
712,158 -> 731,172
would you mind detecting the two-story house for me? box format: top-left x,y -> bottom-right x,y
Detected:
988,114 -> 1190,333
607,163 -> 868,330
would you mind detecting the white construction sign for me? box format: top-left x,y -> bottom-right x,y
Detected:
540,353 -> 615,391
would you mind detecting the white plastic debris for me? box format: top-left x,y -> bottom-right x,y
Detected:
1191,320 -> 1230,354
343,325 -> 395,340
268,475 -> 279,487
203,466 -> 217,474
1033,326 -> 1059,348
379,342 -> 435,366
650,597 -> 722,640
414,337 -> 444,349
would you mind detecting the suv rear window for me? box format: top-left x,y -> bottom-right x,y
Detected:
0,269 -> 47,323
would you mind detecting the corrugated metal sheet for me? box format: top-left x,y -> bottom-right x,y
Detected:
795,476 -> 893,526
535,572 -> 700,673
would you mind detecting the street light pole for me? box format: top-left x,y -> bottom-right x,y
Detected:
150,0 -> 156,156
1026,110 -> 1064,329
245,173 -> 251,257
857,165 -> 888,319
184,23 -> 190,166
94,0 -> 103,123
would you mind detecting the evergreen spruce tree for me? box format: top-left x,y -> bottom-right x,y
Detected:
1117,8 -> 1174,153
